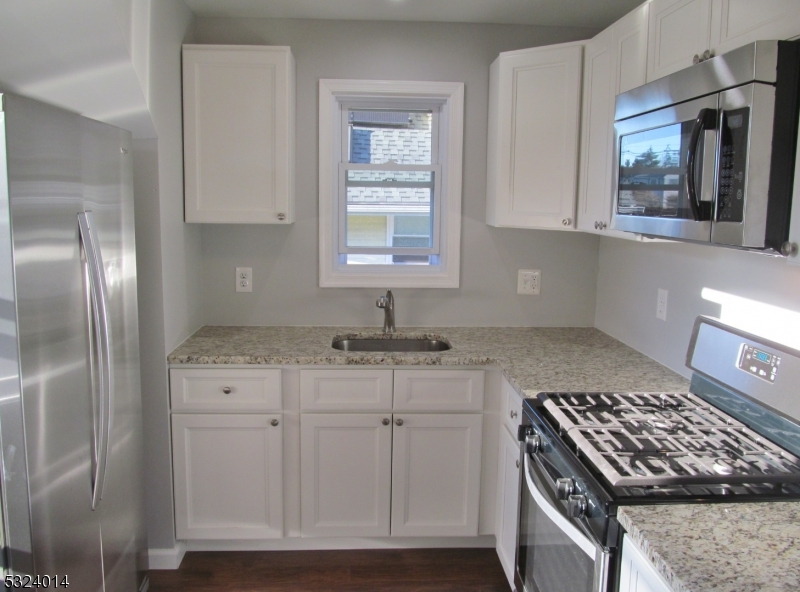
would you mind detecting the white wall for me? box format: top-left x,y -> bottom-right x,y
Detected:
192,18 -> 602,327
595,237 -> 800,378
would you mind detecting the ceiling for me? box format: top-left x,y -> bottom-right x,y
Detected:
183,0 -> 646,29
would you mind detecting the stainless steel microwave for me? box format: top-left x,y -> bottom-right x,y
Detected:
611,40 -> 800,255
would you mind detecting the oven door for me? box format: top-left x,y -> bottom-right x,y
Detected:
515,451 -> 610,592
612,94 -> 718,242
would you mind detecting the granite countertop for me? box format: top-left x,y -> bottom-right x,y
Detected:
618,503 -> 800,592
167,326 -> 691,395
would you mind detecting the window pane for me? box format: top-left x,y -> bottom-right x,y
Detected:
345,187 -> 432,249
348,109 -> 432,165
346,170 -> 433,185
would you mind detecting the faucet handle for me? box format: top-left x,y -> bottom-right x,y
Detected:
376,296 -> 388,308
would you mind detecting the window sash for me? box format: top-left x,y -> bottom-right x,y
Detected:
337,162 -> 442,255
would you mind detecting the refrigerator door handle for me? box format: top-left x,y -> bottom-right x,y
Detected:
78,211 -> 114,510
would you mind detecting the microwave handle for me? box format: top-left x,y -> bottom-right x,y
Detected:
686,108 -> 717,221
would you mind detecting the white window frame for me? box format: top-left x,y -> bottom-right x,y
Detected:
319,79 -> 464,288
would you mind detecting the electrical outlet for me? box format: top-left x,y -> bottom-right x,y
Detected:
517,270 -> 541,295
657,288 -> 668,321
236,267 -> 252,293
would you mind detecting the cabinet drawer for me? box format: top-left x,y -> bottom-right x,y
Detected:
170,368 -> 282,412
300,369 -> 393,411
393,370 -> 484,412
501,378 -> 524,436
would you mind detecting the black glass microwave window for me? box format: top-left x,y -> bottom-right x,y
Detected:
716,107 -> 749,223
618,122 -> 700,219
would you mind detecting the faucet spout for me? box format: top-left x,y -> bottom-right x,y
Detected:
376,290 -> 396,333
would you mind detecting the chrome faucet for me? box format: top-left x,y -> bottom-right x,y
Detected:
376,290 -> 396,333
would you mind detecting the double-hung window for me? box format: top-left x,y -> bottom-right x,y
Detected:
319,80 -> 464,288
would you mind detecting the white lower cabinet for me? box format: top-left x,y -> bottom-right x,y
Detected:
495,424 -> 522,587
172,413 -> 284,539
300,412 -> 483,538
299,413 -> 393,537
391,413 -> 483,537
618,534 -> 673,592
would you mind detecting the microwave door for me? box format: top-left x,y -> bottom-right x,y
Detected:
612,94 -> 718,242
712,83 -> 774,249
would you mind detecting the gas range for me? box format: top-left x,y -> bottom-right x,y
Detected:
514,317 -> 800,592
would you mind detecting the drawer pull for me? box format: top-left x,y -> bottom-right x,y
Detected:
270,419 -> 279,427
516,459 -> 520,469
222,386 -> 232,394
510,410 -> 518,419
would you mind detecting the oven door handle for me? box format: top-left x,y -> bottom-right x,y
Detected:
523,454 -> 596,558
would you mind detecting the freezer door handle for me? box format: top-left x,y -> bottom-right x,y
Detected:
78,211 -> 114,510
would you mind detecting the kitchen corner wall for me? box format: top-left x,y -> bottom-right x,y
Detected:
192,18 -> 602,327
595,237 -> 800,379
134,0 -> 202,553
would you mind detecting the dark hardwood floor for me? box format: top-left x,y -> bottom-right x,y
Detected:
148,548 -> 509,592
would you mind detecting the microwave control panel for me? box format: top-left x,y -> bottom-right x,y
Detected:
716,107 -> 750,223
738,343 -> 780,383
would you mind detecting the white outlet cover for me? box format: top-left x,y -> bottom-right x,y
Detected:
517,270 -> 541,295
656,288 -> 668,321
236,266 -> 253,293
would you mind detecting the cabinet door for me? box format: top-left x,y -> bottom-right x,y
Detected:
577,29 -> 616,234
486,42 -> 583,230
172,414 -> 283,539
618,534 -> 674,592
578,6 -> 649,238
647,0 -> 713,82
183,45 -> 295,224
711,0 -> 800,56
391,414 -> 483,536
495,426 -> 522,588
615,2 -> 650,95
300,413 -> 393,537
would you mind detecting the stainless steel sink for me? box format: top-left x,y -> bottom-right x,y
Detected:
331,337 -> 451,352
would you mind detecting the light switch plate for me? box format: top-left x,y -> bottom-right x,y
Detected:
517,270 -> 541,295
657,288 -> 668,321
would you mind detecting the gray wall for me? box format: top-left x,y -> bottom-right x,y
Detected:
192,18 -> 602,327
134,0 -> 201,552
595,237 -> 800,378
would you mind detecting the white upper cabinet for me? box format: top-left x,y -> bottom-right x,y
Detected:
647,0 -> 714,82
577,3 -> 648,236
182,45 -> 295,224
647,0 -> 800,82
711,0 -> 800,56
486,42 -> 584,230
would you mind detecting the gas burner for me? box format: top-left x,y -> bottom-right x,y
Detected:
541,392 -> 800,487
646,417 -> 685,432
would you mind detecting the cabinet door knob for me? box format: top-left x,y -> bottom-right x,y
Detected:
561,218 -> 571,226
693,53 -> 701,64
382,418 -> 390,426
270,419 -> 279,427
594,221 -> 599,230
510,410 -> 518,419
599,222 -> 607,230
516,459 -> 520,469
222,386 -> 232,394
395,418 -> 404,426
277,212 -> 286,221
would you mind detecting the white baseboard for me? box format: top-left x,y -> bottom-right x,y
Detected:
148,542 -> 187,570
185,535 -> 496,552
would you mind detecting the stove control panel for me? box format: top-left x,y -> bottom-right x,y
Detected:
738,344 -> 780,383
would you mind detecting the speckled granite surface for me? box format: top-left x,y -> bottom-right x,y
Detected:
167,326 -> 690,395
619,503 -> 800,592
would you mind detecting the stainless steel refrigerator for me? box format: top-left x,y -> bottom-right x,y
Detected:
0,94 -> 147,591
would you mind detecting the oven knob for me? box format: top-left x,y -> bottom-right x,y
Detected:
556,478 -> 575,500
525,434 -> 541,454
567,494 -> 588,518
